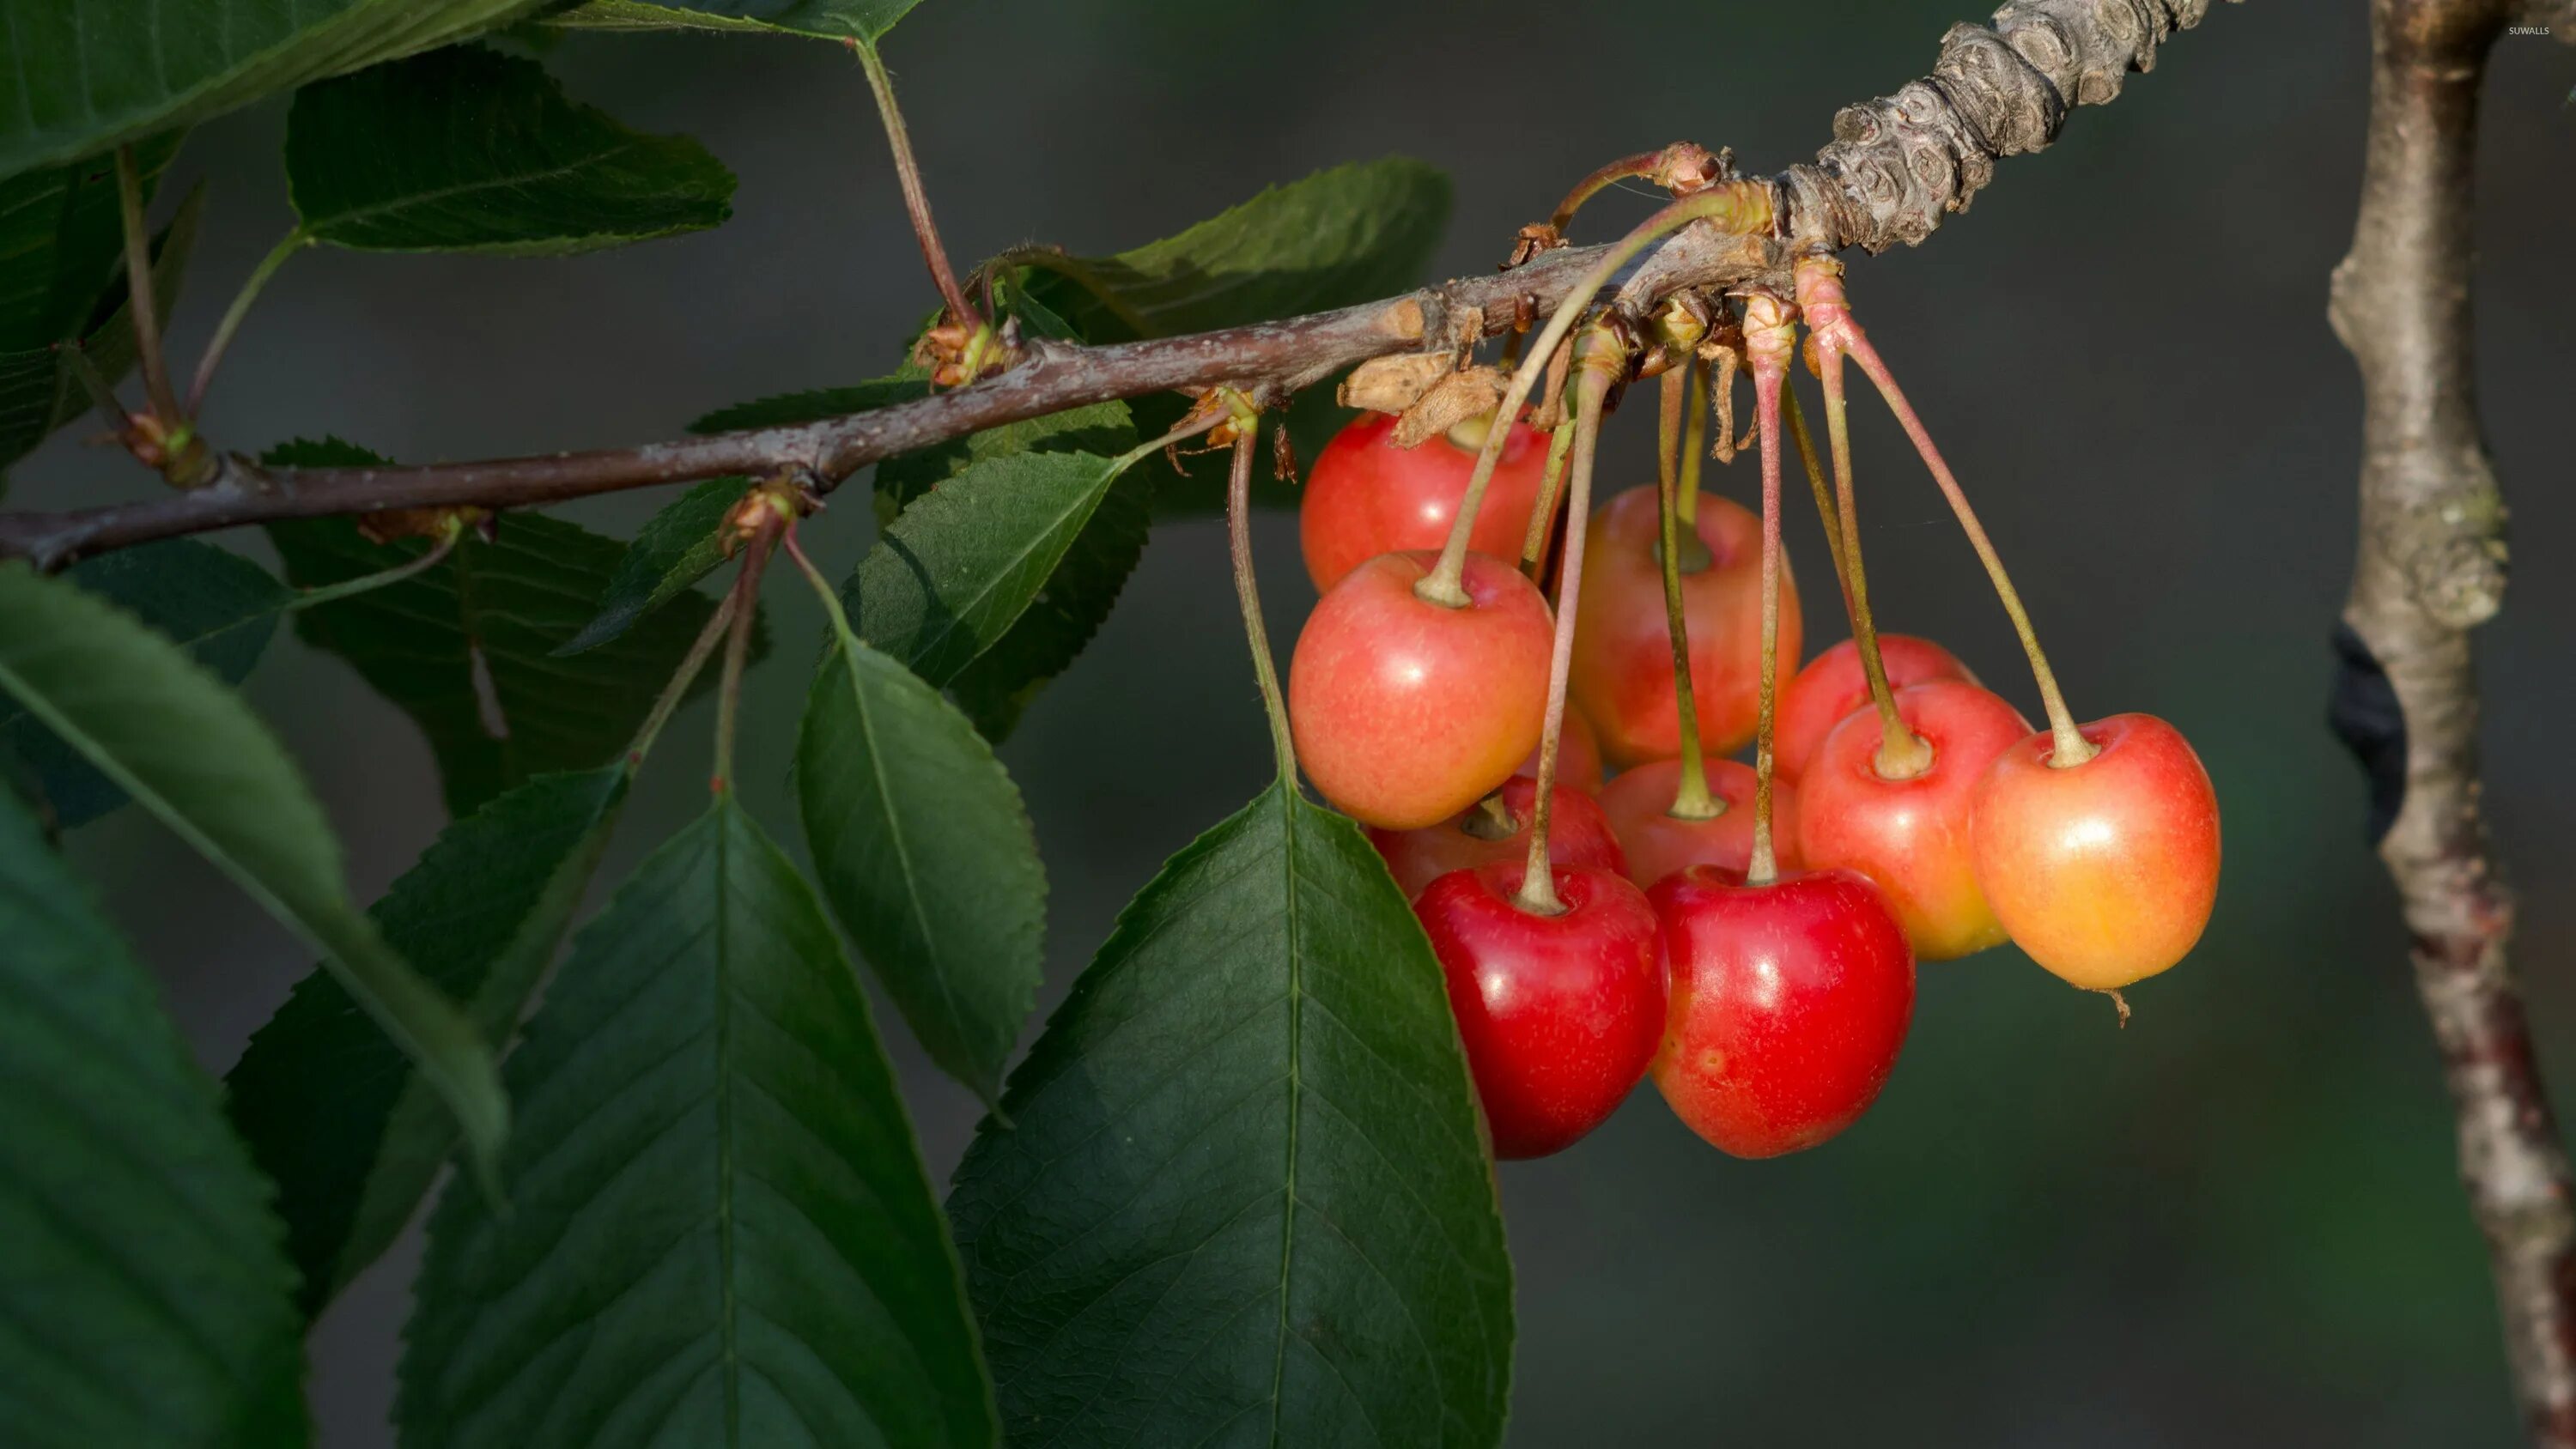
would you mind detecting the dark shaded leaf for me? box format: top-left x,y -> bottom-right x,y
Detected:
0,0 -> 544,180
556,476 -> 751,656
401,797 -> 996,1448
799,588 -> 1044,1101
262,438 -> 726,818
0,130 -> 181,342
947,779 -> 1515,1446
947,456 -> 1150,741
286,45 -> 733,255
0,177 -> 204,477
227,766 -> 629,1317
0,561 -> 507,1192
684,373 -> 927,434
0,791 -> 307,1446
545,0 -> 927,42
0,539 -> 288,827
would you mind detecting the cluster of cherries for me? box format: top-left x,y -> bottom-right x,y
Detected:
1279,255 -> 2221,1162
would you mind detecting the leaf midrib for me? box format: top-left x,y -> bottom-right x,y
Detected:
1266,783 -> 1304,1446
875,458 -> 1117,678
300,139 -> 652,238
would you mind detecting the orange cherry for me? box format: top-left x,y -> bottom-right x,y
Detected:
1596,757 -> 1801,890
1774,634 -> 1974,783
1570,487 -> 1800,768
1969,712 -> 2221,990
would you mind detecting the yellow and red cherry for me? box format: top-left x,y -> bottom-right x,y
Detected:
1368,774 -> 1627,900
1570,487 -> 1801,767
1289,549 -> 1553,829
1298,411 -> 1551,593
1649,866 -> 1915,1158
1415,860 -> 1668,1160
1596,757 -> 1801,890
1795,679 -> 2029,961
1775,634 -> 1974,783
1519,706 -> 1605,794
1970,712 -> 2221,990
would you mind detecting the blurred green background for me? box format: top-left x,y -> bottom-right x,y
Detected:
16,1 -> 2574,1442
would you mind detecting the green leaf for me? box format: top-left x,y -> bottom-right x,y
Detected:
1019,157 -> 1453,343
227,766 -> 630,1318
557,476 -> 751,656
286,45 -> 734,255
0,561 -> 508,1208
0,130 -> 181,343
0,176 -> 204,477
947,779 -> 1515,1446
799,595 -> 1044,1102
946,457 -> 1151,742
401,796 -> 996,1448
0,539 -> 288,828
0,0 -> 545,181
0,791 -> 307,1447
262,438 -> 726,818
545,0 -> 927,43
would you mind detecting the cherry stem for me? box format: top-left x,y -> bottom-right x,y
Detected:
1546,149 -> 1667,233
1802,304 -> 1929,779
1225,427 -> 1297,781
1416,183 -> 1774,609
1830,301 -> 2094,766
1656,369 -> 1718,822
710,526 -> 777,794
1515,365 -> 1613,918
1741,294 -> 1798,887
629,573 -> 742,767
114,145 -> 179,425
1781,387 -> 1850,615
188,228 -> 311,417
1518,415 -> 1577,579
282,528 -> 459,612
1680,355 -> 1710,503
854,40 -> 984,337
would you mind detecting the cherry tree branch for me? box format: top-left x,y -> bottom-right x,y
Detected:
0,0 -> 2230,571
2327,1 -> 2575,1443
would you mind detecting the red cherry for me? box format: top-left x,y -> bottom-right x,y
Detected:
1649,866 -> 1915,1158
1570,488 -> 1801,767
1289,549 -> 1553,829
1970,713 -> 2221,990
1518,706 -> 1605,794
1368,774 -> 1627,900
1298,411 -> 1551,593
1416,860 -> 1667,1159
1795,679 -> 2029,961
1774,634 -> 1974,782
1596,757 -> 1801,890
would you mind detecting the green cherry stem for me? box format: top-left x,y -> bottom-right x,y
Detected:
1680,355 -> 1710,504
1518,414 -> 1577,579
1741,293 -> 1798,887
1803,258 -> 2095,767
1225,426 -> 1297,780
1515,345 -> 1619,917
854,39 -> 983,336
628,579 -> 742,767
1804,298 -> 1929,779
710,525 -> 778,795
188,228 -> 313,416
113,145 -> 180,425
1416,182 -> 1776,609
283,528 -> 459,613
1656,369 -> 1719,822
1780,386 -> 1850,616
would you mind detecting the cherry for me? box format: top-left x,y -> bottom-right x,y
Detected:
1597,757 -> 1801,890
1571,486 -> 1801,767
1415,859 -> 1667,1159
1288,549 -> 1553,829
1970,712 -> 2221,991
1649,865 -> 1915,1158
1299,411 -> 1550,593
1795,679 -> 2029,961
1368,773 -> 1626,900
1520,706 -> 1604,794
1774,634 -> 1973,783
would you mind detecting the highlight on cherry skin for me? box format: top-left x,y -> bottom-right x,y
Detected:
1369,773 -> 1627,900
1774,634 -> 1974,783
1597,756 -> 1799,890
1414,859 -> 1668,1161
1287,549 -> 1554,830
1571,485 -> 1801,768
1970,712 -> 2222,991
1298,409 -> 1551,593
1795,678 -> 2029,961
1649,864 -> 1916,1160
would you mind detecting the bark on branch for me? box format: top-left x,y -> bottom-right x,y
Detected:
2328,1 -> 2576,1443
0,0 -> 2229,570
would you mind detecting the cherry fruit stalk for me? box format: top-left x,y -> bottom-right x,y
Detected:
1418,860 -> 1668,1159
